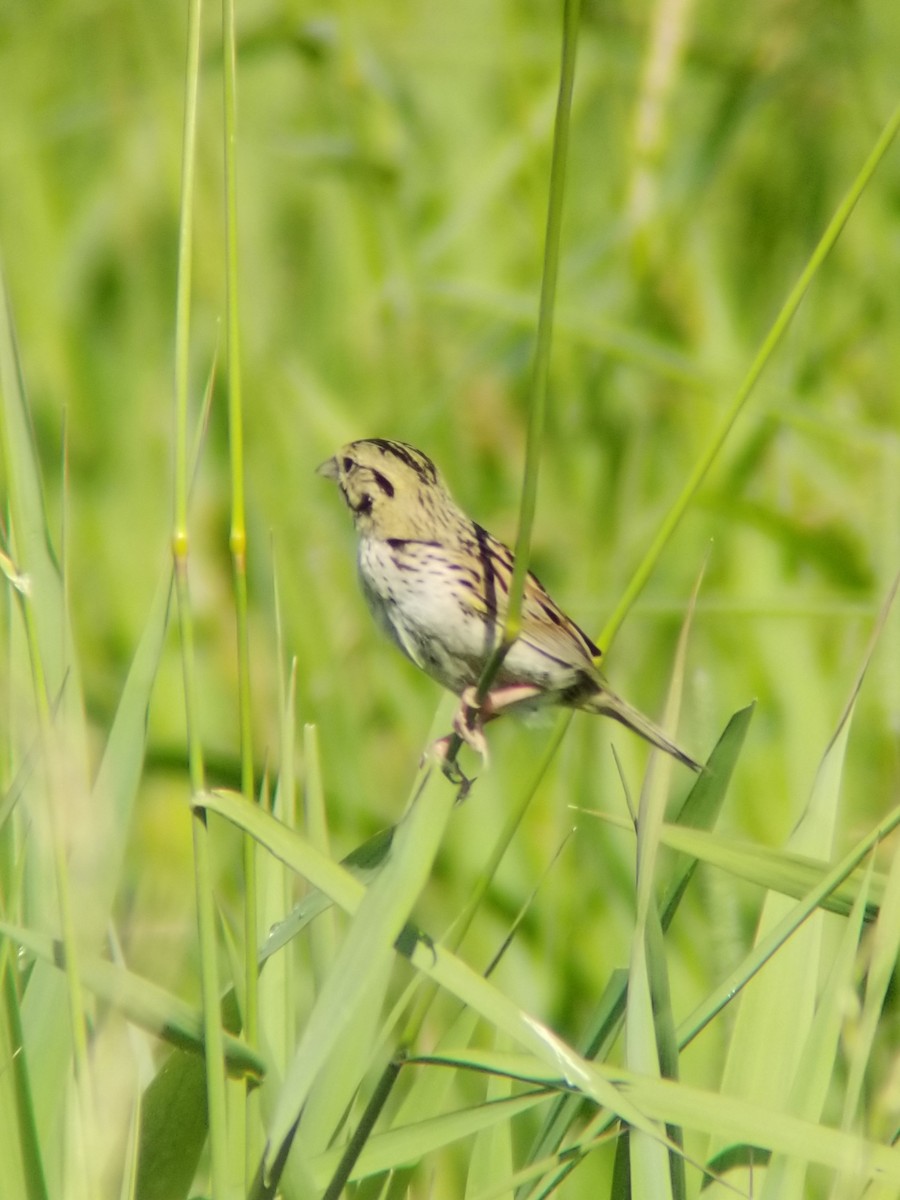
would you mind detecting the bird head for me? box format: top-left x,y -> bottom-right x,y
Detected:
317,438 -> 457,539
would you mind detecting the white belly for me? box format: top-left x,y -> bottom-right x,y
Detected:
357,538 -> 580,696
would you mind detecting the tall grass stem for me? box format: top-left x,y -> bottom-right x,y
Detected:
172,0 -> 229,1191
598,101 -> 900,652
221,0 -> 261,1179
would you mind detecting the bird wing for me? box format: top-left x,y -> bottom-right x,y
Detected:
519,567 -> 601,670
459,524 -> 601,674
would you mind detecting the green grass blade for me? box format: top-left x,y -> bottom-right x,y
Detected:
202,789 -> 668,1153
203,789 -> 370,912
221,4 -> 259,1179
465,1033 -> 516,1200
261,764 -> 457,1184
313,1090 -> 548,1190
760,865 -> 872,1198
302,722 -> 336,986
502,0 -> 581,642
0,950 -> 45,1200
135,1052 -> 209,1200
520,706 -> 752,1196
82,571 -> 172,935
376,1006 -> 484,1198
625,572 -> 703,1200
655,823 -> 881,919
836,785 -> 900,1158
205,793 -> 665,1149
679,571 -> 900,1060
0,923 -> 265,1080
414,1048 -> 900,1186
168,0 -> 230,1188
678,793 -> 900,1053
1,256 -> 96,1200
0,267 -> 87,759
699,572 -> 897,1194
446,0 -> 582,774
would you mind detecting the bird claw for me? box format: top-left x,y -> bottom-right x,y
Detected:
426,734 -> 474,799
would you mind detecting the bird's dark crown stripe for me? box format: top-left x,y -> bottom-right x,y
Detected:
364,439 -> 437,483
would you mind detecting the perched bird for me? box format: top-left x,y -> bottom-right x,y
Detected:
318,438 -> 700,776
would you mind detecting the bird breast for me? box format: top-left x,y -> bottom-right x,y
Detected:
356,537 -> 585,697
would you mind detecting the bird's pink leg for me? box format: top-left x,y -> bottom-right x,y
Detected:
467,684 -> 543,718
428,691 -> 493,789
449,684 -> 544,760
429,684 -> 546,789
452,694 -> 490,761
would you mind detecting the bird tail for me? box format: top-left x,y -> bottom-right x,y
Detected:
582,687 -> 702,772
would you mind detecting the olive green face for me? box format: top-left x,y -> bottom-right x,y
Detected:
318,438 -> 453,540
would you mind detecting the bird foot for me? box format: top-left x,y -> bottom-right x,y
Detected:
425,684 -> 547,794
427,734 -> 474,798
423,688 -> 491,797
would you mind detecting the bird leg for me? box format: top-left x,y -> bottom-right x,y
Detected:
428,687 -> 491,789
451,691 -> 491,761
469,684 -> 544,719
438,683 -> 543,764
429,684 -> 547,789
428,691 -> 489,785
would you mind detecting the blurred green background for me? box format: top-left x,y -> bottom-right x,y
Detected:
2,0 -> 899,1103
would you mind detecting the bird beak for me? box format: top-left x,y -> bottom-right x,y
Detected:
317,456 -> 339,481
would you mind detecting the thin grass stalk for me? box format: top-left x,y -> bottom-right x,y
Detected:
60,411 -> 69,699
58,407 -> 101,1200
45,706 -> 96,1188
835,837 -> 900,1187
273,566 -> 301,1058
0,608 -> 46,1200
302,721 -> 333,988
624,572 -> 703,1200
598,100 -> 900,652
221,0 -> 260,1179
278,676 -> 298,1058
321,1057 -> 404,1200
443,0 -> 582,777
0,579 -> 48,1200
172,0 -> 229,1191
499,0 -> 581,649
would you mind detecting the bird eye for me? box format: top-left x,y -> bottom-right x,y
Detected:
342,456 -> 354,472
